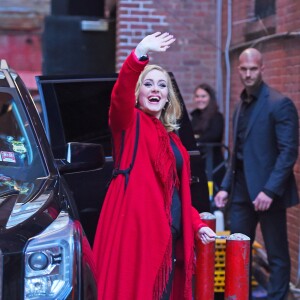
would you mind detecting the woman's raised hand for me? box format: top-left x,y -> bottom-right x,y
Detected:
135,32 -> 176,58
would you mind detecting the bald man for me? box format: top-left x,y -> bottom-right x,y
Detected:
215,48 -> 299,299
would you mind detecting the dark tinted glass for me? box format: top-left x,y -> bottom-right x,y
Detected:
37,77 -> 116,157
255,0 -> 276,18
0,91 -> 47,181
54,81 -> 114,144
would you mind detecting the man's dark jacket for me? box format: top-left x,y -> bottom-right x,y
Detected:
221,82 -> 299,208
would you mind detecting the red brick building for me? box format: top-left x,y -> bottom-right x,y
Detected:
1,0 -> 299,287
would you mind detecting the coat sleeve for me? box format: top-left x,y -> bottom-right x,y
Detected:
191,206 -> 208,233
109,51 -> 148,131
177,135 -> 210,232
263,97 -> 299,196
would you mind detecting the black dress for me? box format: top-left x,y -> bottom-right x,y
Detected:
161,138 -> 183,300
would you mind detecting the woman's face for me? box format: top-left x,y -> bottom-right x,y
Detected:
138,69 -> 169,119
193,88 -> 210,110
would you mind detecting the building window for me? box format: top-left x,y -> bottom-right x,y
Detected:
255,0 -> 276,19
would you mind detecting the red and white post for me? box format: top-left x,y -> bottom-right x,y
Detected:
225,233 -> 251,300
195,212 -> 216,300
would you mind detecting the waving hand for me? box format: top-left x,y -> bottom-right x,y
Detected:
135,32 -> 176,58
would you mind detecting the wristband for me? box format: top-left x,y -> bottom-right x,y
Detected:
138,55 -> 148,61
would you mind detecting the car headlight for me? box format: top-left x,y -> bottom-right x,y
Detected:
24,211 -> 80,300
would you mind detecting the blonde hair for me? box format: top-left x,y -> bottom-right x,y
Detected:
135,64 -> 182,132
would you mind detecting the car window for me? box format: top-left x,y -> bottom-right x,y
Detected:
0,91 -> 48,196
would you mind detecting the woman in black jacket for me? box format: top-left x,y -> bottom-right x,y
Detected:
190,83 -> 226,197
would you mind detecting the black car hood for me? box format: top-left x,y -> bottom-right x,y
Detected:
0,176 -> 59,253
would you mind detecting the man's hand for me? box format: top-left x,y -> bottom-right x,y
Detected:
135,32 -> 176,58
214,190 -> 229,208
253,191 -> 273,211
197,226 -> 216,244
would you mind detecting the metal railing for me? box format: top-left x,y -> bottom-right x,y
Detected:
196,142 -> 230,199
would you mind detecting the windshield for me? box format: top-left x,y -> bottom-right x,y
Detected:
0,91 -> 48,197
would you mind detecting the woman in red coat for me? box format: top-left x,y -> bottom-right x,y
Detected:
93,32 -> 216,300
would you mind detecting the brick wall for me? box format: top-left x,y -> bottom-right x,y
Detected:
222,0 -> 300,284
116,0 -> 218,112
0,0 -> 50,90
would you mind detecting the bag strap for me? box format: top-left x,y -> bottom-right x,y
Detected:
110,111 -> 140,189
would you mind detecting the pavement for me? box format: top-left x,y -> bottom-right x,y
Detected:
213,287 -> 300,300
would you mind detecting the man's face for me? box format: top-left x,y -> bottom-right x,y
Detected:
238,54 -> 264,90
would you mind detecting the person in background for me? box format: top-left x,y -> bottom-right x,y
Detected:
93,32 -> 216,300
190,83 -> 226,197
214,47 -> 299,299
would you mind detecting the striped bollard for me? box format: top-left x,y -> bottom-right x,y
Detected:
195,212 -> 216,300
225,233 -> 250,300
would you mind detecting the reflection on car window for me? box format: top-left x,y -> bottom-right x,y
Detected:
0,94 -> 19,136
0,91 -> 48,197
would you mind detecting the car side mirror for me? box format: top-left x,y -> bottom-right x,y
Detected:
56,142 -> 105,174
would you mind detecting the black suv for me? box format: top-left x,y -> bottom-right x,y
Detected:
0,60 -> 100,299
0,60 -> 209,299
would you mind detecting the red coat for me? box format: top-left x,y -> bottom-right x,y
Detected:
93,51 -> 207,300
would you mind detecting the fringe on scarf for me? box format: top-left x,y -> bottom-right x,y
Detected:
184,247 -> 196,299
153,117 -> 177,223
153,234 -> 173,300
152,118 -> 177,300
